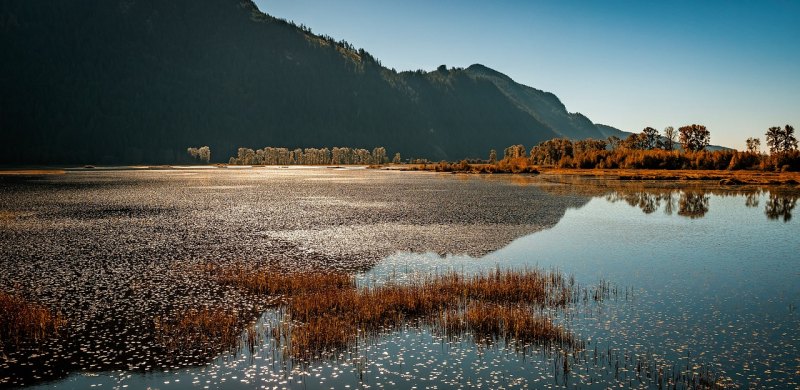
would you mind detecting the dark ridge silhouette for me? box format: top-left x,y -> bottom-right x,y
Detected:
1,0 -> 623,164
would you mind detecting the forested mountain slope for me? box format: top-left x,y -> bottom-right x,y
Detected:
0,0 -> 623,164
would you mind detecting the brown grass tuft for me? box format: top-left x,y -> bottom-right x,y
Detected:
0,291 -> 65,351
441,302 -> 573,346
213,266 -> 353,296
153,307 -> 239,354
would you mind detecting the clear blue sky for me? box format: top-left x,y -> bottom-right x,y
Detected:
254,0 -> 800,150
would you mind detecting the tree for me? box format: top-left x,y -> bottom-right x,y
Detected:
392,153 -> 402,164
641,127 -> 660,150
197,146 -> 210,163
371,147 -> 387,164
607,136 -> 621,151
622,133 -> 648,150
503,145 -> 526,160
187,146 -> 210,163
765,125 -> 797,154
745,137 -> 761,153
662,126 -> 676,151
529,139 -> 572,165
574,138 -> 607,154
488,149 -> 497,164
678,124 -> 710,152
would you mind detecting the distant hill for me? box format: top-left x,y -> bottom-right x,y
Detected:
0,0 -> 626,164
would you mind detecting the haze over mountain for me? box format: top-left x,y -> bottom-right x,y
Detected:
0,0 -> 626,164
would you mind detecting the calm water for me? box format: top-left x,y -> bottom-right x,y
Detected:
5,170 -> 798,389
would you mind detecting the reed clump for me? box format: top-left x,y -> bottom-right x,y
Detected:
213,266 -> 353,296
213,266 -> 578,359
0,291 -> 65,351
153,307 -> 239,355
441,302 -> 572,346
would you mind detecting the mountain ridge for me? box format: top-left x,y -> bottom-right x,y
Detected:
0,0 -> 627,164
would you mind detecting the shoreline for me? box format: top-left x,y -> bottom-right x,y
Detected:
537,168 -> 800,185
397,164 -> 800,185
2,165 -> 800,185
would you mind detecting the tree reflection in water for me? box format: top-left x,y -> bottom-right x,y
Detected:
745,193 -> 760,208
765,193 -> 797,222
678,191 -> 710,219
602,186 -> 797,222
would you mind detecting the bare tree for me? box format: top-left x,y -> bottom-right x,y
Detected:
392,153 -> 402,164
607,136 -> 621,151
488,149 -> 497,164
662,126 -> 676,151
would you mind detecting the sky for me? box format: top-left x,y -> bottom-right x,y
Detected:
253,0 -> 800,150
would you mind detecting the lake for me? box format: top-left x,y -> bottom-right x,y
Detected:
1,168 -> 797,389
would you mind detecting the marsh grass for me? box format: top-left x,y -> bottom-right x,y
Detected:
0,291 -> 64,352
213,266 -> 353,296
211,266 -> 579,359
154,308 -> 241,353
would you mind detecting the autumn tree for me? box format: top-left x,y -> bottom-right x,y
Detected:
622,133 -> 648,150
574,138 -> 607,154
641,127 -> 660,150
392,153 -> 402,164
745,137 -> 761,153
765,125 -> 798,154
503,145 -> 527,160
488,149 -> 497,164
187,146 -> 210,163
678,124 -> 710,152
529,139 -> 573,165
662,126 -> 676,151
372,147 -> 387,164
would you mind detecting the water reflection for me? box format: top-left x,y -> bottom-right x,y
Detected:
678,191 -> 710,219
600,186 -> 797,221
765,192 -> 797,222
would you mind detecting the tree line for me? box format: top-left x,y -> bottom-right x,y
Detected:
226,146 -> 392,166
516,124 -> 798,171
417,123 -> 799,174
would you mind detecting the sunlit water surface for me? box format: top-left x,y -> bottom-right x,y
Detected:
28,178 -> 799,389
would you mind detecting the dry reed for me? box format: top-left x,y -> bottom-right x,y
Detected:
212,266 -> 578,359
0,291 -> 65,351
153,307 -> 239,354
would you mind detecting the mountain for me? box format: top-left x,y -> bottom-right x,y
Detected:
0,0 -> 624,164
